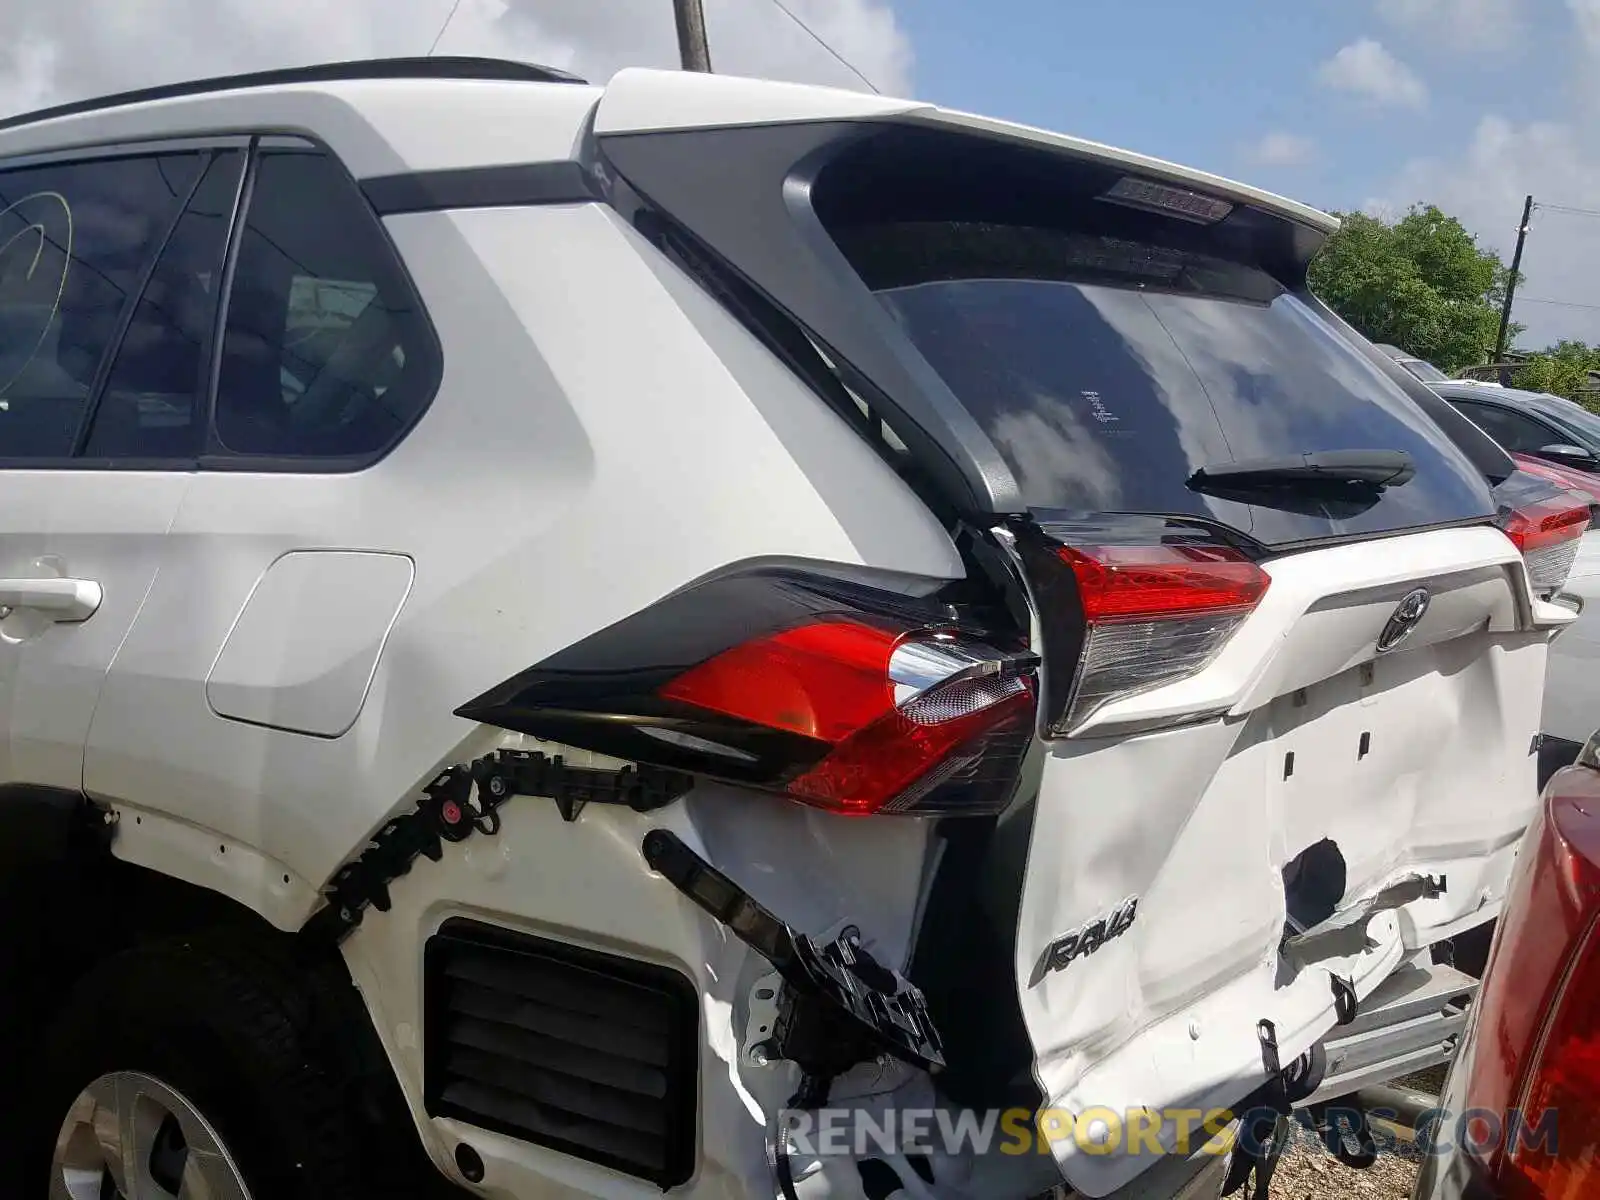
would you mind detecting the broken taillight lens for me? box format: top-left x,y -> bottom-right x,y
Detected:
1500,494 -> 1590,595
1051,541 -> 1269,734
663,623 -> 1036,816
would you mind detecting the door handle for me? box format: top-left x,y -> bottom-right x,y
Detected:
0,577 -> 103,622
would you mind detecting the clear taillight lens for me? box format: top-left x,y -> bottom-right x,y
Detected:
1501,494 -> 1590,594
1051,543 -> 1269,734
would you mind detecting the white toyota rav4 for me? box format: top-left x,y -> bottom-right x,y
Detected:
0,56 -> 1579,1200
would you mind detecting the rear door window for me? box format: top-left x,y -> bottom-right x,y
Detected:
84,151 -> 243,459
837,220 -> 1492,547
1451,401 -> 1562,454
0,152 -> 205,459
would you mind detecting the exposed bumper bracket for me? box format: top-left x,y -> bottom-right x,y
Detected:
303,749 -> 692,942
642,829 -> 945,1075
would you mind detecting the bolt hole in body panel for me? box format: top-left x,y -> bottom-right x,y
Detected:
205,550 -> 415,738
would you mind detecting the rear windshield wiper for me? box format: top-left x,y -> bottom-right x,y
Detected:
1189,450 -> 1416,492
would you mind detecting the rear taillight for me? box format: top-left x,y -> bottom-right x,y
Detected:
1501,494 -> 1590,594
1454,755 -> 1600,1198
1502,912 -> 1600,1197
455,567 -> 1038,818
1049,540 -> 1269,734
662,623 -> 1035,815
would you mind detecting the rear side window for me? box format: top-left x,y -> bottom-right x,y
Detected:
0,153 -> 205,458
214,148 -> 436,461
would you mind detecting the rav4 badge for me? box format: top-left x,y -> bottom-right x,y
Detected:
1033,897 -> 1139,984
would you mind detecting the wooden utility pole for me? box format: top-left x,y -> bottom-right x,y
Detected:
673,0 -> 713,72
1495,194 -> 1534,364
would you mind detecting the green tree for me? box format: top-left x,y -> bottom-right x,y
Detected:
1308,205 -> 1517,374
1513,340 -> 1600,408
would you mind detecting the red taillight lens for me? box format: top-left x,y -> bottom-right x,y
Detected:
1502,913 -> 1600,1198
1050,543 -> 1270,734
1056,544 -> 1270,622
660,622 -> 898,742
1467,771 -> 1600,1199
1501,495 -> 1590,594
662,621 -> 1036,816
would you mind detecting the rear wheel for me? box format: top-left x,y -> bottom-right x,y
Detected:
36,939 -> 379,1200
52,1070 -> 252,1199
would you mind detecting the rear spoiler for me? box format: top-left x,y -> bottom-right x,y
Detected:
902,106 -> 1338,236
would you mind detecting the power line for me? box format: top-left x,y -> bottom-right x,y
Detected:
766,0 -> 881,94
1533,202 -> 1600,220
1518,296 -> 1600,312
427,0 -> 465,56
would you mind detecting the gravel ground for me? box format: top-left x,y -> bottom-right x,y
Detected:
1269,1121 -> 1421,1200
1268,1066 -> 1442,1198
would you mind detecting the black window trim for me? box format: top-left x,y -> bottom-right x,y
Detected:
198,136 -> 260,462
361,160 -> 601,216
0,130 -> 444,474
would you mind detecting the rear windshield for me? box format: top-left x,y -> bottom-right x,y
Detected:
829,219 -> 1493,547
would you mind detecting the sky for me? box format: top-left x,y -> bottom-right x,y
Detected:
0,0 -> 1593,349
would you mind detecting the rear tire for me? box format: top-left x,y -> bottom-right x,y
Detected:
35,938 -> 381,1199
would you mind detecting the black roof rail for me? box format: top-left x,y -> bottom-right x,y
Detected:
0,56 -> 589,136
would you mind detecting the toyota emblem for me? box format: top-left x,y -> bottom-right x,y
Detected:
1377,587 -> 1431,653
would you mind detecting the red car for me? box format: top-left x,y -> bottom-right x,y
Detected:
1414,737 -> 1600,1198
1511,452 -> 1600,517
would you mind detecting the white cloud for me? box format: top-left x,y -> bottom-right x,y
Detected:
1569,0 -> 1600,56
1246,132 -> 1316,167
0,0 -> 913,118
1318,38 -> 1428,108
1375,0 -> 1521,51
1374,115 -> 1600,348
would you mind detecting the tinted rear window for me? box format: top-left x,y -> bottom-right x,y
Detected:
829,219 -> 1493,547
